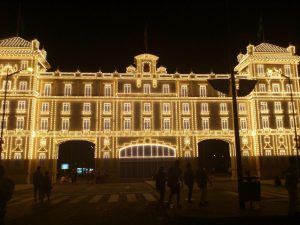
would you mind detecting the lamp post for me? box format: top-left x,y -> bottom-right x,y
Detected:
281,74 -> 299,162
208,74 -> 257,209
0,68 -> 33,161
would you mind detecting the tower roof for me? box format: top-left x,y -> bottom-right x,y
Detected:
0,37 -> 32,48
254,43 -> 288,53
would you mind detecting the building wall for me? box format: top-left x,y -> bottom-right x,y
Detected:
0,38 -> 299,183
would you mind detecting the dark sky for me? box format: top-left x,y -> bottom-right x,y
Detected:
1,0 -> 300,73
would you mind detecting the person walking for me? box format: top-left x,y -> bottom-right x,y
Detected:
183,162 -> 194,203
166,160 -> 183,209
285,157 -> 299,216
33,166 -> 43,202
0,165 -> 15,225
196,167 -> 212,207
155,166 -> 167,209
40,171 -> 52,203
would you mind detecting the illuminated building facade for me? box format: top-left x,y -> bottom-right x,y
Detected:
0,37 -> 299,182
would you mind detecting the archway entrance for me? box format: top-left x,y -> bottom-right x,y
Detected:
119,144 -> 176,179
57,140 -> 95,182
198,139 -> 231,175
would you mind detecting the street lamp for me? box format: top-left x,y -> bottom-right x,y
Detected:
281,74 -> 300,162
208,74 -> 257,209
0,67 -> 33,161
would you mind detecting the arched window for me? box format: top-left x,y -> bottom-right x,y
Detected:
119,144 -> 176,158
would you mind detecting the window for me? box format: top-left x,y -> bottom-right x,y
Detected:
38,153 -> 46,160
202,118 -> 209,130
14,153 -> 22,160
123,103 -> 131,113
16,117 -> 24,129
218,91 -> 226,97
240,118 -> 247,130
1,101 -> 9,112
64,84 -> 72,96
199,85 -> 207,97
124,118 -> 131,130
62,118 -> 69,131
284,65 -> 291,77
143,62 -> 150,73
279,150 -> 286,156
272,83 -> 280,93
143,118 -> 151,130
182,103 -> 190,113
103,103 -> 111,113
290,116 -> 297,129
103,118 -> 111,131
1,117 -> 7,129
276,117 -> 283,129
274,102 -> 282,112
257,64 -> 264,75
201,103 -> 209,114
104,84 -> 112,96
262,117 -> 269,129
239,103 -> 246,113
21,60 -> 28,70
163,118 -> 171,130
143,84 -> 151,94
180,85 -> 188,97
183,118 -> 190,130
265,150 -> 272,156
17,101 -> 26,112
220,103 -> 227,114
288,102 -> 295,113
83,118 -> 90,131
124,84 -> 131,93
84,84 -> 92,96
83,103 -> 91,113
41,103 -> 49,113
19,81 -> 27,90
260,102 -> 268,112
258,84 -> 266,92
2,81 -> 11,91
221,118 -> 228,130
286,84 -> 292,93
144,103 -> 151,113
40,118 -> 48,131
162,103 -> 170,114
44,83 -> 51,96
163,84 -> 170,94
62,103 -> 70,113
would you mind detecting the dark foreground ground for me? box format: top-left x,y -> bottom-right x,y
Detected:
5,178 -> 300,225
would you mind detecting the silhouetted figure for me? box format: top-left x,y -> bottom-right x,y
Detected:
183,162 -> 194,203
196,167 -> 211,207
40,171 -> 52,203
167,160 -> 183,208
0,165 -> 15,225
33,166 -> 43,202
155,166 -> 167,209
274,175 -> 282,187
285,157 -> 299,216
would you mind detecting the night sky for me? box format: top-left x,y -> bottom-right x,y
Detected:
1,0 -> 300,73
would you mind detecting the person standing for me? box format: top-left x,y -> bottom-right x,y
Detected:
155,166 -> 167,209
285,157 -> 299,216
40,171 -> 52,203
196,167 -> 211,207
0,165 -> 15,225
167,160 -> 183,208
183,162 -> 194,203
33,166 -> 43,202
71,168 -> 77,184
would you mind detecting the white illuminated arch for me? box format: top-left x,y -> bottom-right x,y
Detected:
119,144 -> 176,159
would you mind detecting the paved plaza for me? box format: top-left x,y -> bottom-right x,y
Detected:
4,179 -> 300,225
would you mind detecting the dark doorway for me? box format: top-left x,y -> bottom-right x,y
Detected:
57,140 -> 95,179
198,139 -> 231,175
